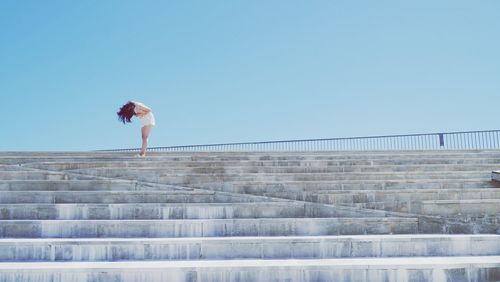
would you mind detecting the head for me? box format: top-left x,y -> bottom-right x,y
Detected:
117,101 -> 135,124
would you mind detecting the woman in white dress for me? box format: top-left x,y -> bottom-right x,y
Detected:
117,101 -> 156,157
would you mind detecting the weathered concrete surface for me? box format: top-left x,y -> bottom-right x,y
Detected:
0,202 -> 337,220
0,217 -> 418,238
263,188 -> 500,211
0,235 -> 498,262
0,257 -> 498,282
0,180 -> 143,191
64,168 -> 493,182
192,180 -> 496,194
22,160 -> 500,173
0,190 -> 260,204
1,150 -> 500,281
0,171 -> 95,180
421,199 -> 500,217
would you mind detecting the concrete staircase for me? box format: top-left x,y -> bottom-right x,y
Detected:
0,151 -> 499,281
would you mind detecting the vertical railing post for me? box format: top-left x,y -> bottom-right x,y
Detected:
439,133 -> 445,147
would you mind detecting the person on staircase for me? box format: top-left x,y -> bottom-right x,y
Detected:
117,101 -> 156,157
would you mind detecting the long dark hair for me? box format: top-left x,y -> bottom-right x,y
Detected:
117,101 -> 135,124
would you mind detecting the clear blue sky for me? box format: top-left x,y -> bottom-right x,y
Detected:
1,1 -> 499,151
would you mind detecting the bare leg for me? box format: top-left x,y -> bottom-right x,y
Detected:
140,125 -> 153,156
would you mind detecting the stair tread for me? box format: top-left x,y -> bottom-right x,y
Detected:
0,234 -> 497,243
0,256 -> 498,270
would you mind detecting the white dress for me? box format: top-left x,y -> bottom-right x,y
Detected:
134,103 -> 156,127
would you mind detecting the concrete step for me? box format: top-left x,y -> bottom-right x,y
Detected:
0,171 -> 94,181
0,191 -> 260,204
166,164 -> 498,174
70,169 -> 491,182
266,188 -> 500,201
0,256 -> 497,282
0,218 -> 418,238
0,235 -> 497,262
0,180 -> 150,191
153,163 -> 493,176
263,188 -> 500,208
0,166 -> 30,171
259,189 -> 500,217
354,202 -> 500,220
420,199 -> 500,217
195,180 -> 496,194
37,164 -> 500,174
0,180 -> 188,192
0,202 -> 331,220
22,160 -> 500,171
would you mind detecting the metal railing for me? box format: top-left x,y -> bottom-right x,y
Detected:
103,130 -> 500,152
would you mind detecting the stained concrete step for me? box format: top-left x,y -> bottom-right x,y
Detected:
0,235 -> 497,262
173,172 -> 492,182
420,199 -> 500,217
0,166 -> 31,171
194,179 -> 496,194
39,164 -> 500,174
12,159 -> 500,172
271,193 -> 500,216
0,180 -> 188,192
0,180 -> 152,191
0,257 -> 498,282
258,189 -> 500,216
264,188 -> 500,206
165,164 -> 498,174
0,218 -> 418,238
23,160 -> 500,171
69,169 -> 491,182
0,191 -> 261,204
353,202 -> 500,220
0,202 -> 336,220
0,171 -> 94,181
